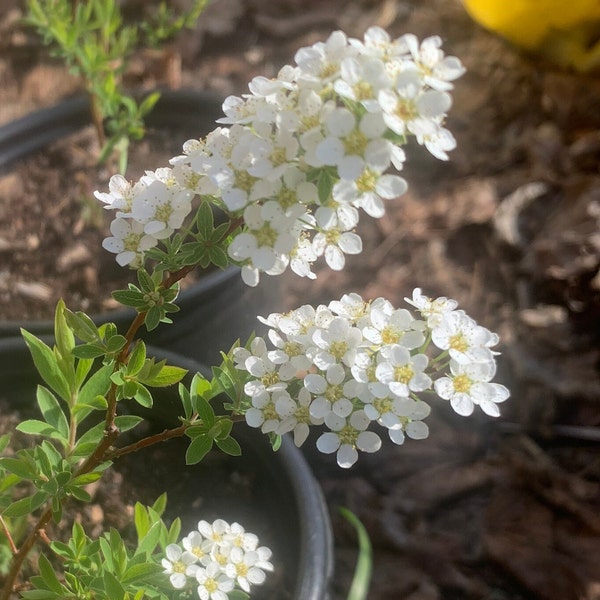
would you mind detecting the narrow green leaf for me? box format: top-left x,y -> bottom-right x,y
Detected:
0,432 -> 11,454
122,562 -> 162,583
102,571 -> 125,600
36,386 -> 69,439
71,344 -> 106,359
3,496 -> 32,518
145,306 -> 162,331
16,420 -> 66,444
21,329 -> 71,403
54,299 -> 75,359
144,365 -> 187,387
127,341 -> 146,376
0,457 -> 36,479
135,521 -> 161,557
215,436 -> 242,457
339,507 -> 373,600
151,492 -> 167,516
64,309 -> 100,343
186,435 -> 213,465
195,397 -> 215,429
114,415 -> 144,432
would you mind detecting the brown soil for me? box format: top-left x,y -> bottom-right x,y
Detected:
0,1 -> 599,599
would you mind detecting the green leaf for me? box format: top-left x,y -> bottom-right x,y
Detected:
38,553 -> 65,594
102,571 -> 125,600
76,363 -> 113,422
112,289 -> 147,309
208,246 -> 228,269
21,329 -> 71,403
0,456 -> 36,479
36,386 -> 69,439
134,384 -> 153,408
106,334 -> 127,354
16,420 -> 66,444
186,435 -> 213,465
151,492 -> 167,516
178,383 -> 192,420
122,562 -> 162,583
127,341 -> 146,376
339,507 -> 373,600
196,201 -> 214,238
0,432 -> 11,454
195,396 -> 215,429
71,343 -> 106,359
3,496 -> 32,518
143,365 -> 187,387
64,309 -> 100,343
54,299 -> 75,359
135,521 -> 161,557
215,436 -> 242,457
114,415 -> 144,432
144,305 -> 162,331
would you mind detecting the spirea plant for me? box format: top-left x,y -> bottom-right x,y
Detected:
25,0 -> 209,173
0,26 -> 509,599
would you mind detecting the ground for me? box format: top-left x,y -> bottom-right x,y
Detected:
0,0 -> 599,599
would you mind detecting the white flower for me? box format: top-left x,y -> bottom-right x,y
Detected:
328,292 -> 369,324
431,311 -> 499,365
434,360 -> 509,417
197,519 -> 231,546
316,409 -> 381,468
374,345 -> 431,398
305,364 -> 353,420
332,167 -> 407,218
316,108 -> 390,180
402,34 -> 466,91
224,546 -> 273,593
404,287 -> 458,328
162,543 -> 197,589
245,390 -> 286,434
94,173 -> 139,213
275,387 -> 321,447
378,71 -> 452,138
311,316 -> 363,369
333,55 -> 391,111
362,301 -> 425,349
130,175 -> 194,239
182,530 -> 213,565
195,561 -> 234,600
101,218 -> 157,267
312,225 -> 363,271
364,396 -> 430,444
225,522 -> 259,552
295,30 -> 354,84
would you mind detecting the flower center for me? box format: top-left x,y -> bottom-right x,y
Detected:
373,397 -> 393,414
124,232 -> 142,252
236,563 -> 249,577
449,333 -> 468,353
393,364 -> 414,384
154,202 -> 174,223
381,326 -> 399,345
343,129 -> 368,156
320,62 -> 338,80
324,384 -> 344,402
255,222 -> 278,247
338,424 -> 359,446
173,561 -> 186,574
205,578 -> 218,593
394,98 -> 418,122
234,170 -> 257,192
452,374 -> 472,394
356,169 -> 377,193
328,340 -> 349,360
261,371 -> 280,387
354,81 -> 373,100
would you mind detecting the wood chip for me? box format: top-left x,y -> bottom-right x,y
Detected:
15,281 -> 52,302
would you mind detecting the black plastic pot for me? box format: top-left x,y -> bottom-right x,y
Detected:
0,90 -> 278,366
0,337 -> 334,599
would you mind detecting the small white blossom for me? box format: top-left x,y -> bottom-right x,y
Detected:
434,359 -> 509,417
162,543 -> 197,589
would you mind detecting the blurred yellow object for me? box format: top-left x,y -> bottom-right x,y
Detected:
461,0 -> 600,72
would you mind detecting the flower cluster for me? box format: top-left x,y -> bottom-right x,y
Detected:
234,288 -> 509,468
162,519 -> 273,599
96,27 -> 464,285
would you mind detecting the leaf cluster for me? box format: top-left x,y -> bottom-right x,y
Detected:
22,495 -> 180,600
